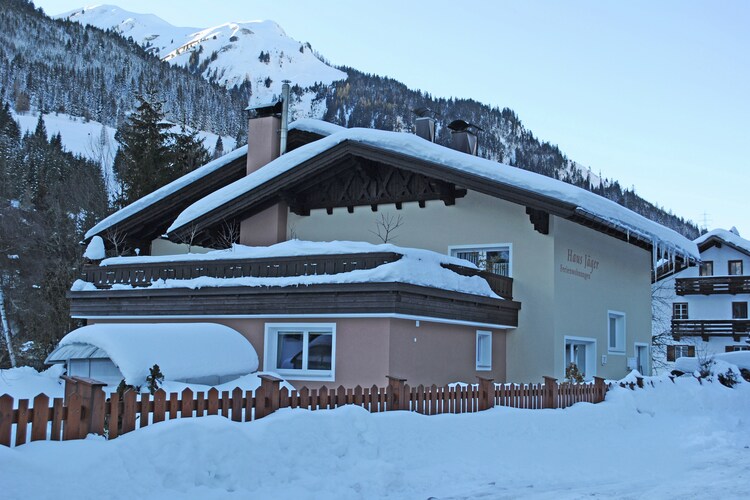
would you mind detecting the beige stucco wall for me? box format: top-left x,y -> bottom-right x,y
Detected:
289,191 -> 555,383
150,238 -> 213,256
388,318 -> 507,386
552,218 -> 652,379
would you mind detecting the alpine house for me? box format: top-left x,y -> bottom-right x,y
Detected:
69,91 -> 699,388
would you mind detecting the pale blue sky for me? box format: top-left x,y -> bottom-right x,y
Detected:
36,1 -> 750,237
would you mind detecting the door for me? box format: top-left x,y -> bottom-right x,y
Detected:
635,344 -> 649,375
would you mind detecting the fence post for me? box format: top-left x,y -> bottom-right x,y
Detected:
386,375 -> 407,411
593,377 -> 607,403
635,376 -> 644,389
476,376 -> 494,411
542,376 -> 558,409
258,374 -> 282,417
63,376 -> 107,438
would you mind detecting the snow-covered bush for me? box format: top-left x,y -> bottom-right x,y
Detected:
565,362 -> 584,383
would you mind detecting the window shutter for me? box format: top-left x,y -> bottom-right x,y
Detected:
667,345 -> 675,362
688,346 -> 696,357
726,346 -> 734,353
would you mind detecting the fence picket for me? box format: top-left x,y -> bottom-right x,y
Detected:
51,397 -> 64,441
244,390 -> 254,421
31,394 -> 49,441
337,386 -> 346,408
0,395 -> 12,447
169,393 -> 179,420
63,393 -> 81,441
15,399 -> 29,446
181,389 -> 193,418
231,388 -> 243,422
140,393 -> 150,428
207,389 -> 219,415
121,390 -> 136,434
221,391 -> 230,418
152,390 -> 166,424
196,392 -> 205,417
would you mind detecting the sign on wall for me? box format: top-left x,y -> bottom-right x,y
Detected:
560,248 -> 600,281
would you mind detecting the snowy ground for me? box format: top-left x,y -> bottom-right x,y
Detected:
1,372 -> 749,499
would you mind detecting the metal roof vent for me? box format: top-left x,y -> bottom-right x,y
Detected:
414,107 -> 440,142
447,119 -> 483,156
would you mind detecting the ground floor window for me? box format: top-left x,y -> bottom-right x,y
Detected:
476,330 -> 492,371
564,337 -> 596,380
667,344 -> 695,362
264,323 -> 336,381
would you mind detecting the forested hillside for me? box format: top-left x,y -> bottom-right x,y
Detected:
0,0 -> 249,139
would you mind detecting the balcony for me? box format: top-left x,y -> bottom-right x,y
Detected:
671,319 -> 750,342
675,276 -> 750,295
80,252 -> 514,300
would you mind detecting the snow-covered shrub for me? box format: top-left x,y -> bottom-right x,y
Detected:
718,368 -> 740,388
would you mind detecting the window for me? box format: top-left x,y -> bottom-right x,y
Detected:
476,330 -> 492,371
667,345 -> 695,362
264,323 -> 335,381
699,261 -> 713,276
450,244 -> 511,277
564,337 -> 596,380
672,303 -> 689,320
726,345 -> 750,352
608,311 -> 626,354
729,260 -> 743,276
732,302 -> 748,319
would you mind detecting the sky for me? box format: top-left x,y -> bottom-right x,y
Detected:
34,1 -> 750,237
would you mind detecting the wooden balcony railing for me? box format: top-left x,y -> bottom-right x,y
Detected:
671,319 -> 750,341
675,276 -> 750,295
80,252 -> 514,299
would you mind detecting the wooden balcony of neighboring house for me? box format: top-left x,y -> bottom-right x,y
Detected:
73,252 -> 519,326
671,319 -> 750,342
675,275 -> 750,295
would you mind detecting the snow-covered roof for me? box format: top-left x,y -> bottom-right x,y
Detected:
167,123 -> 698,260
694,228 -> 750,256
288,118 -> 345,136
84,145 -> 248,240
73,240 -> 499,299
46,323 -> 259,386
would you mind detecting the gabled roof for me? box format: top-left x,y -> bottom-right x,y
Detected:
166,124 -> 698,260
83,120 -> 334,246
85,146 -> 248,245
695,228 -> 750,257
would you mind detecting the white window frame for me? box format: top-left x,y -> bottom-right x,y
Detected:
563,336 -> 597,380
476,330 -> 492,371
448,243 -> 513,277
264,323 -> 336,381
607,310 -> 626,355
674,345 -> 692,359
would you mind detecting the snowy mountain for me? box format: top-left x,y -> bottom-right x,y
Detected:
57,5 -> 347,108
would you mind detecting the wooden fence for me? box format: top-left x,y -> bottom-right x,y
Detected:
0,375 -> 608,448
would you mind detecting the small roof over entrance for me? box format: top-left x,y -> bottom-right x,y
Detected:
46,323 -> 259,386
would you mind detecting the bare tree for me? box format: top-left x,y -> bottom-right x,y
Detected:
216,220 -> 240,249
177,224 -> 200,253
369,213 -> 404,244
86,124 -> 116,199
104,227 -> 128,257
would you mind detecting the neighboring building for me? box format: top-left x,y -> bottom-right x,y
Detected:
66,109 -> 697,388
654,228 -> 750,365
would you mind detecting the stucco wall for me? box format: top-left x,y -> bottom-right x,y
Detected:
289,191 -> 555,383
553,218 -> 653,378
387,318 -> 507,386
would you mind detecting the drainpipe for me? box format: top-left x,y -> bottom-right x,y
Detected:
279,80 -> 290,155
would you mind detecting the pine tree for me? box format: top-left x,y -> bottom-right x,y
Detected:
113,89 -> 172,206
212,135 -> 224,160
170,126 -> 210,179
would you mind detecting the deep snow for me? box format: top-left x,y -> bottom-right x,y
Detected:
1,372 -> 749,499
